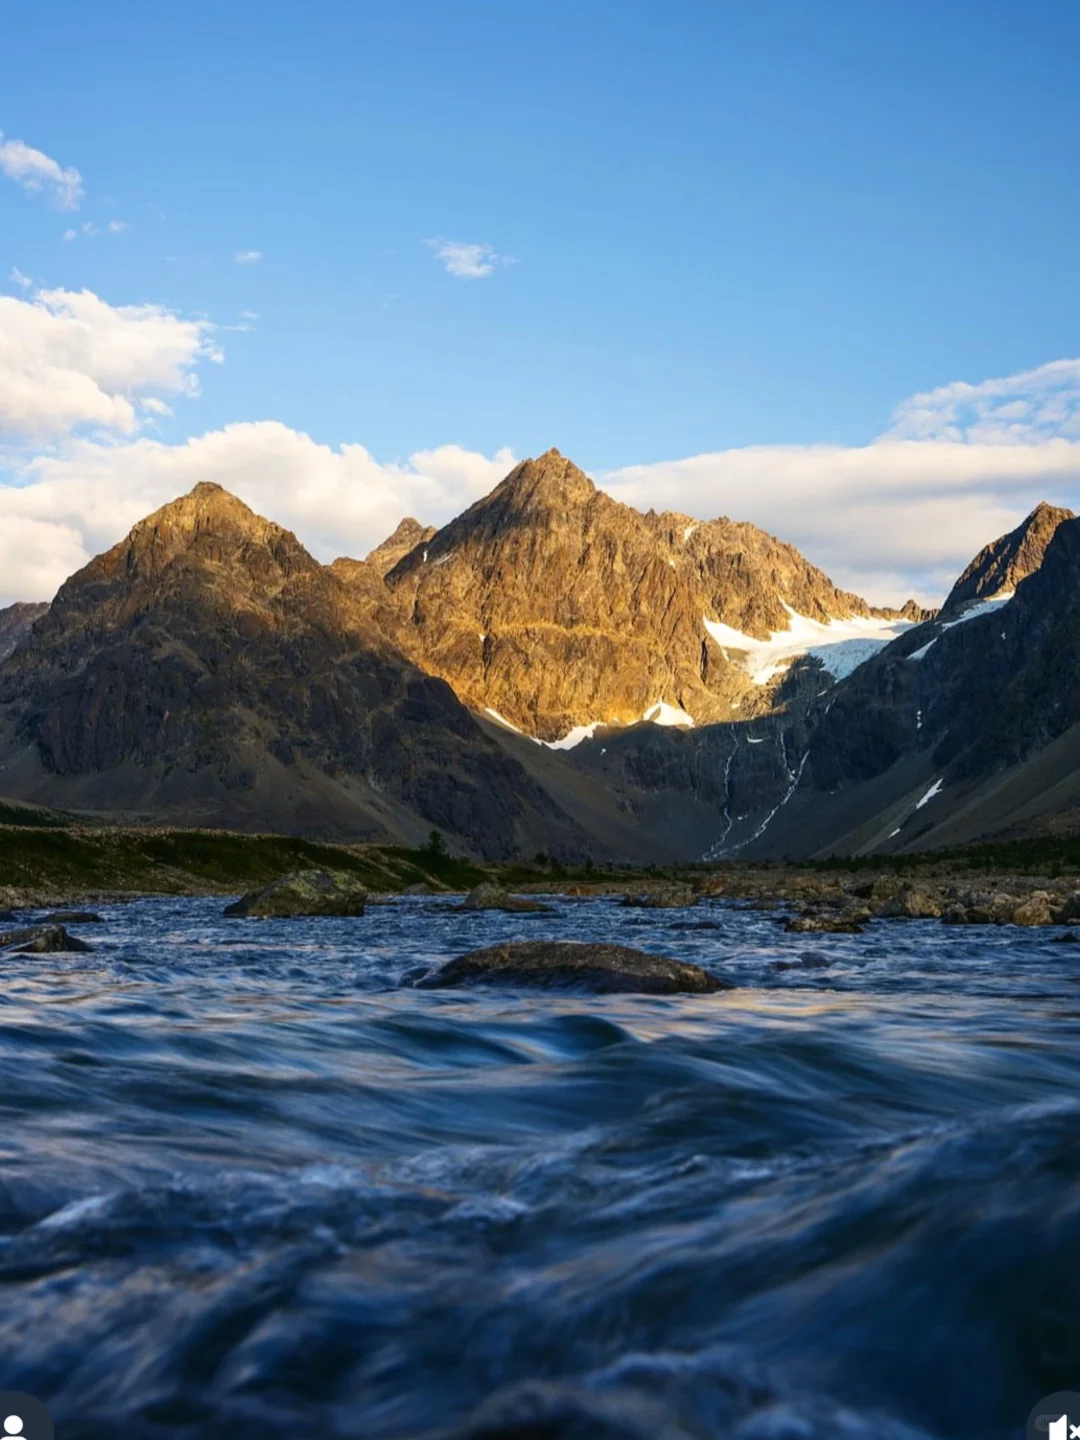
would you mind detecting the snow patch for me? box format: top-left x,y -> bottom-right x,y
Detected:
889,827 -> 901,838
704,605 -> 914,685
484,708 -> 530,738
915,778 -> 944,809
747,736 -> 765,744
642,701 -> 695,728
908,591 -> 1014,661
543,723 -> 601,751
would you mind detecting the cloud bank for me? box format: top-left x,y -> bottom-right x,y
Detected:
0,285 -> 1078,610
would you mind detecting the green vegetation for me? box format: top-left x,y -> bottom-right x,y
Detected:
809,831 -> 1080,877
0,801 -> 70,829
0,827 -> 488,897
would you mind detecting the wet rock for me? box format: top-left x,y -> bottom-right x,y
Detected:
1012,892 -> 1055,927
457,883 -> 552,914
224,869 -> 368,918
38,910 -> 102,924
874,886 -> 944,920
1054,892 -> 1080,925
774,950 -> 834,969
417,940 -> 730,994
784,914 -> 866,934
620,887 -> 697,910
403,882 -> 434,896
0,924 -> 91,954
1053,930 -> 1080,944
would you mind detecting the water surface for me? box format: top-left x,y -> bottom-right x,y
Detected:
1,895 -> 1078,1438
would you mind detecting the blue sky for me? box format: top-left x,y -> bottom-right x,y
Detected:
1,0 -> 1079,605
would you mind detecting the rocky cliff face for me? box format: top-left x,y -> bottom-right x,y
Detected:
0,602 -> 48,662
383,448 -> 910,740
941,501 -> 1074,616
0,484 -> 584,858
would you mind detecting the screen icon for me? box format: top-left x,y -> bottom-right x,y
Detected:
1027,1392 -> 1080,1440
0,1396 -> 52,1440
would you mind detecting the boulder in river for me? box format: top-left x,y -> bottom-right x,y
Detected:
874,886 -> 944,920
619,887 -> 697,910
456,883 -> 553,914
785,914 -> 867,934
0,924 -> 91,954
417,940 -> 730,994
224,869 -> 368,918
39,910 -> 103,924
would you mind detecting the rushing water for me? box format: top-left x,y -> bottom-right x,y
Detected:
1,894 -> 1079,1439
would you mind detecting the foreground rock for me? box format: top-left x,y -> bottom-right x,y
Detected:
224,869 -> 368,918
0,925 -> 91,954
456,883 -> 553,914
418,940 -> 730,994
785,914 -> 867,934
620,887 -> 697,910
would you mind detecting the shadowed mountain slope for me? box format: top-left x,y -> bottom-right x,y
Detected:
0,484 -> 587,857
0,602 -> 48,662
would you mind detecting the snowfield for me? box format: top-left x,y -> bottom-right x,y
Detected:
909,591 -> 1014,661
704,605 -> 915,685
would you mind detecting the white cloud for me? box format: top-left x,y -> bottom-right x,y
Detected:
0,134 -> 83,209
235,250 -> 262,265
0,286 -> 220,443
62,228 -> 77,242
2,343 -> 1079,611
599,362 -> 1080,606
0,426 -> 515,604
887,358 -> 1080,445
426,239 -> 513,279
9,268 -> 32,291
107,220 -> 128,234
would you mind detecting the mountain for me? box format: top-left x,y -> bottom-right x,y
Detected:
0,484 -> 589,858
383,448 -> 918,741
940,501 -> 1074,617
728,504 -> 1080,857
0,602 -> 48,662
365,517 -> 437,577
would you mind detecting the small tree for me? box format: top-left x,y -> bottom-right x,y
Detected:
423,829 -> 447,862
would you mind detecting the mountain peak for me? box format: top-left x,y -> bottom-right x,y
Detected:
494,449 -> 597,512
943,499 -> 1076,614
365,516 -> 438,576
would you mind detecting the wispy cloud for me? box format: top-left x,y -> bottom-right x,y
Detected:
235,250 -> 262,265
107,220 -> 129,234
426,239 -> 514,279
887,359 -> 1080,445
0,134 -> 83,209
9,268 -> 32,292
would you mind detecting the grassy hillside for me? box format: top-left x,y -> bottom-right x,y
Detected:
0,826 -> 488,897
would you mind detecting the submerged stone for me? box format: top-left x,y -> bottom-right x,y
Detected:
418,940 -> 730,994
224,869 -> 368,918
0,924 -> 91,954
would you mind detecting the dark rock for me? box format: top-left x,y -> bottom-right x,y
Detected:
457,883 -> 553,914
0,925 -> 91,954
1054,930 -> 1080,944
784,914 -> 866,934
38,911 -> 102,924
619,888 -> 697,910
0,910 -> 15,923
403,882 -> 434,896
417,940 -> 730,994
225,869 -> 368,918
